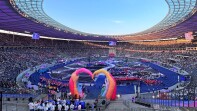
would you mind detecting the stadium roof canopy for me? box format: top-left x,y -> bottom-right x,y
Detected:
0,0 -> 196,41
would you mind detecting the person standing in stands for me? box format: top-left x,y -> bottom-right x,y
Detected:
61,104 -> 65,111
58,103 -> 62,111
55,104 -> 58,111
44,102 -> 49,111
70,103 -> 74,110
65,104 -> 69,111
78,103 -> 82,111
51,103 -> 55,111
34,101 -> 39,111
28,101 -> 35,111
38,101 -> 44,111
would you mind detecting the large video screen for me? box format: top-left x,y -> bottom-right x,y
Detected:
185,32 -> 194,40
109,41 -> 117,46
32,33 -> 40,40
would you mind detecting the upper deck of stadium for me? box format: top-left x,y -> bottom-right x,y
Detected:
0,0 -> 196,41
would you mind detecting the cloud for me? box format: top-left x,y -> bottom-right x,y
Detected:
112,20 -> 124,24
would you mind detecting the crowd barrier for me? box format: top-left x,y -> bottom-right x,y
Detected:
136,86 -> 197,108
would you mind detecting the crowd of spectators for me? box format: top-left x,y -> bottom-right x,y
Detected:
28,96 -> 100,111
0,33 -> 108,94
28,97 -> 82,111
1,33 -> 197,93
130,51 -> 197,74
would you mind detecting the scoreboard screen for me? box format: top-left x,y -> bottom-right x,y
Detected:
32,33 -> 40,40
185,32 -> 194,40
109,41 -> 117,46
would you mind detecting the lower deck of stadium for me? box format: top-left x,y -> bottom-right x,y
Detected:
1,34 -> 197,111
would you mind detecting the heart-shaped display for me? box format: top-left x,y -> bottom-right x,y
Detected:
69,68 -> 117,100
